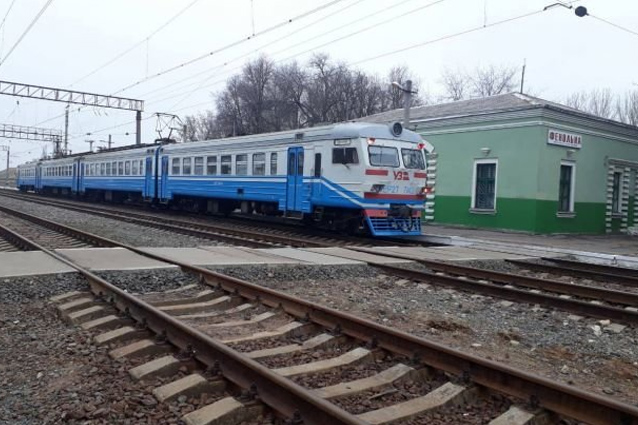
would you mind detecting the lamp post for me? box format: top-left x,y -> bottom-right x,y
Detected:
0,145 -> 9,188
391,80 -> 418,128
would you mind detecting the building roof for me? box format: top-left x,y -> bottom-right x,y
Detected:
362,92 -> 638,132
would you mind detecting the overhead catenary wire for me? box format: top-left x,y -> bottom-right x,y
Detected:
153,0 -> 444,108
111,0 -> 349,95
0,0 -> 55,68
589,14 -> 638,39
68,0 -> 205,88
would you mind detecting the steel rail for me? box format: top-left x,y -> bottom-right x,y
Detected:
509,259 -> 638,288
401,256 -> 638,308
543,257 -> 638,279
1,202 -> 637,423
0,221 -> 40,251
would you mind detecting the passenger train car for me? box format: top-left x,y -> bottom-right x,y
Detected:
16,122 -> 435,237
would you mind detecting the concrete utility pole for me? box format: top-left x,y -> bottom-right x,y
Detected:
0,145 -> 9,188
85,139 -> 95,152
392,80 -> 417,128
64,104 -> 70,155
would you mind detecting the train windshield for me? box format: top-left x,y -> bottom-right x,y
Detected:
368,145 -> 399,167
401,149 -> 425,170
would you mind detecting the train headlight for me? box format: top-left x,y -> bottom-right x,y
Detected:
371,184 -> 385,193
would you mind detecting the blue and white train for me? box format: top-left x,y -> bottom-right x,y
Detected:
16,122 -> 436,237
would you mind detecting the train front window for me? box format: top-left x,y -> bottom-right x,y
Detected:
332,148 -> 358,164
368,146 -> 399,167
401,149 -> 425,170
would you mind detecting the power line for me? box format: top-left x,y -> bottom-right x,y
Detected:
590,14 -> 638,39
150,0 -> 439,108
69,0 -> 205,88
0,0 -> 55,68
351,9 -> 544,65
139,0 -> 370,103
0,0 -> 17,33
112,0 -> 349,95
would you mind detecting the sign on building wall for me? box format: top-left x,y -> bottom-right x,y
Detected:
547,129 -> 582,149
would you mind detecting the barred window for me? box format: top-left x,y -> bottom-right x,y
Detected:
473,162 -> 497,210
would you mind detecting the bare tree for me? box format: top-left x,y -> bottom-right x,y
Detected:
470,65 -> 518,97
564,89 -> 616,120
440,67 -> 468,101
616,90 -> 638,126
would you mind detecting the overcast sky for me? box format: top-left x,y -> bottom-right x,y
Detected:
0,0 -> 636,165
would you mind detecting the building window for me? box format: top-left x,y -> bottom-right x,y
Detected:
236,154 -> 248,175
221,155 -> 231,175
612,171 -> 622,214
206,156 -> 217,175
252,153 -> 265,175
270,153 -> 278,175
473,161 -> 497,210
558,163 -> 575,213
171,158 -> 180,175
194,157 -> 204,175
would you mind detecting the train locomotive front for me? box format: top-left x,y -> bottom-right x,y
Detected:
314,122 -> 429,236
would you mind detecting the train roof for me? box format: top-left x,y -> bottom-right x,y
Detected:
162,122 -> 422,153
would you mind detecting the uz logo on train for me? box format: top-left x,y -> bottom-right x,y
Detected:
393,171 -> 409,180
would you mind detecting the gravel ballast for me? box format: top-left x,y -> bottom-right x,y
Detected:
212,263 -> 638,404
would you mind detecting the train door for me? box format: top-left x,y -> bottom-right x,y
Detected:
159,155 -> 169,201
78,160 -> 85,194
286,147 -> 304,213
144,156 -> 154,200
35,165 -> 42,191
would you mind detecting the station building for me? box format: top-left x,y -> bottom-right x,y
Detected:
367,93 -> 638,234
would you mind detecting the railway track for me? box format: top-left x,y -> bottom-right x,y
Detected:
0,191 -> 405,249
0,208 -> 102,250
2,196 -> 638,327
351,247 -> 638,326
509,258 -> 638,289
5,223 -> 629,424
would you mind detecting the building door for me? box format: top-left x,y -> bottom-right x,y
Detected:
286,147 -> 304,212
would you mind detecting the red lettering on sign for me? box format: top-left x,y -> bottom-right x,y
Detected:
393,171 -> 409,181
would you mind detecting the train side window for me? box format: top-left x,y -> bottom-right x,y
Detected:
287,152 -> 295,176
118,161 -> 124,176
132,160 -> 138,175
332,148 -> 358,165
171,158 -> 180,175
139,160 -> 144,175
236,154 -> 248,175
182,158 -> 192,175
221,155 -> 231,175
194,157 -> 204,175
252,153 -> 265,175
270,153 -> 277,175
106,162 -> 111,176
100,163 -> 105,176
112,162 -> 117,175
206,156 -> 217,175
314,153 -> 321,177
125,161 -> 131,175
298,151 -> 304,175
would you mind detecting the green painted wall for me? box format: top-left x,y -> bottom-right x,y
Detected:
419,110 -> 638,234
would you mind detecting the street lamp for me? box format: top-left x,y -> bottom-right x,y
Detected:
391,80 -> 418,128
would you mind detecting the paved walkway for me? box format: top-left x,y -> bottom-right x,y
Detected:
419,225 -> 638,257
